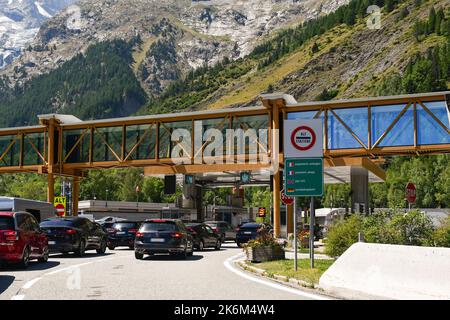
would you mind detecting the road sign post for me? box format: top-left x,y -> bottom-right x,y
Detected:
406,182 -> 416,211
284,119 -> 323,270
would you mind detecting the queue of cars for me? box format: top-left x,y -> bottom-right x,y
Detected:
1,211 -> 272,267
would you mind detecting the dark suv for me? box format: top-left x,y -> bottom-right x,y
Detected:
107,221 -> 141,250
0,212 -> 49,268
134,219 -> 194,260
40,217 -> 108,256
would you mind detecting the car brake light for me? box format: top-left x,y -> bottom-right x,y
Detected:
171,232 -> 183,238
4,230 -> 18,241
128,229 -> 137,233
136,232 -> 143,238
151,219 -> 167,223
213,228 -> 219,232
235,227 -> 240,232
66,229 -> 77,235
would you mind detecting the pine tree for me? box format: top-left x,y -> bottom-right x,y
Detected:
428,7 -> 437,34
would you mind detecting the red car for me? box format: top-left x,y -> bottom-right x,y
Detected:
0,211 -> 49,268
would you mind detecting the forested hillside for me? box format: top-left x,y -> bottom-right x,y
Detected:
0,39 -> 147,126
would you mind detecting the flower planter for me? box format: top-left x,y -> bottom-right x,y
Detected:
246,246 -> 285,263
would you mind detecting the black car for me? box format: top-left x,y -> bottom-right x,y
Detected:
134,219 -> 194,260
186,223 -> 222,251
107,221 -> 141,250
204,221 -> 236,242
236,223 -> 272,247
40,217 -> 108,256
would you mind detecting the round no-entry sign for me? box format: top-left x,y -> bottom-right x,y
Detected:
55,203 -> 65,216
291,126 -> 316,151
406,183 -> 416,203
281,189 -> 294,205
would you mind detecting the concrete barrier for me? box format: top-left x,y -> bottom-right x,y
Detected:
319,242 -> 450,300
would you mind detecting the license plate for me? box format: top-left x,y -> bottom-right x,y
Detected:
244,231 -> 252,234
150,238 -> 165,243
116,232 -> 126,235
48,241 -> 56,245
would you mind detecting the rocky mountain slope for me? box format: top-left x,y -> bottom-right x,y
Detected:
0,0 -> 349,93
0,0 -> 76,68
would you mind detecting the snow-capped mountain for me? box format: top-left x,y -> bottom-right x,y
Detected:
0,0 -> 76,68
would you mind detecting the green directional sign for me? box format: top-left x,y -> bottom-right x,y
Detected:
284,158 -> 324,197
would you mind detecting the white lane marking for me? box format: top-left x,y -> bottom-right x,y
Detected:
8,254 -> 127,300
44,262 -> 93,276
224,253 -> 331,300
22,277 -> 42,289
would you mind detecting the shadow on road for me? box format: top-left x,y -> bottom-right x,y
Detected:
50,252 -> 115,259
0,275 -> 15,294
0,260 -> 60,272
142,254 -> 204,261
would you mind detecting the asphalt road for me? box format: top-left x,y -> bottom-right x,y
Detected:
0,243 -> 329,300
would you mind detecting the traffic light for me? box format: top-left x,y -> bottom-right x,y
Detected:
164,175 -> 176,194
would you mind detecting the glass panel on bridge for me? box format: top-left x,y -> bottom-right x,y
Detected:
0,135 -> 20,167
195,118 -> 228,157
418,102 -> 450,145
371,104 -> 414,147
125,124 -> 156,160
93,126 -> 123,162
232,115 -> 269,155
23,132 -> 45,166
63,129 -> 90,163
377,105 -> 414,147
328,107 -> 368,149
159,121 -> 192,159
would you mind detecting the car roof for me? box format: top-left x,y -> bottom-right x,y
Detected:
241,223 -> 263,228
144,219 -> 178,222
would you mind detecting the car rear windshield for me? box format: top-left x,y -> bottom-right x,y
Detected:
113,222 -> 137,229
0,216 -> 14,230
40,219 -> 75,227
240,223 -> 262,230
140,221 -> 177,232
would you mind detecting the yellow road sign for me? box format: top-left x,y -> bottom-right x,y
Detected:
54,196 -> 67,216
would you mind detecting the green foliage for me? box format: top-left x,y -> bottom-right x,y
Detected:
433,216 -> 450,247
325,210 -> 436,257
0,173 -> 60,201
325,214 -> 363,257
0,39 -> 147,126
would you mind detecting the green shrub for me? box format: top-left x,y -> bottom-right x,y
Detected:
325,210 -> 435,257
434,216 -> 450,247
325,214 -> 363,258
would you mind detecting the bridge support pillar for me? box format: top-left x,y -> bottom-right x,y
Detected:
182,182 -> 203,221
47,174 -> 54,204
351,167 -> 369,214
72,176 -> 79,216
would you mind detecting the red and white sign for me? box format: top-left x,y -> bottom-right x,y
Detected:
406,183 -> 416,203
55,203 -> 65,216
281,189 -> 294,205
291,126 -> 316,151
284,120 -> 323,158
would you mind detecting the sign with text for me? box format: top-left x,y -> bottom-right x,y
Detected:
406,182 -> 416,204
284,120 -> 323,158
284,158 -> 324,197
54,196 -> 66,216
